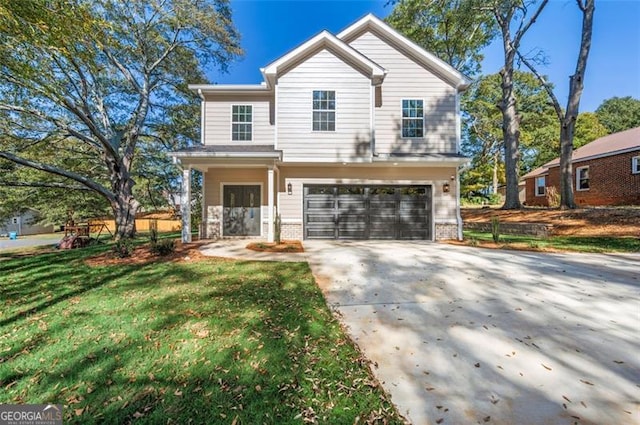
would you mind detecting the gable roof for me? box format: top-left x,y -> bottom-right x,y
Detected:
522,127 -> 640,179
337,14 -> 471,91
261,30 -> 387,87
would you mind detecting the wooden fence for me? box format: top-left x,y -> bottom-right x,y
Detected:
89,218 -> 181,234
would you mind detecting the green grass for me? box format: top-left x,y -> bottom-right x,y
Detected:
464,230 -> 640,253
0,242 -> 403,424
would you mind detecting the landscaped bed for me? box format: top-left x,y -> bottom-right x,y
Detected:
0,243 -> 404,424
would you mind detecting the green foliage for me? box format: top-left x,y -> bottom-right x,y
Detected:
386,0 -> 496,77
461,71 -> 557,196
0,0 -> 241,238
491,216 -> 500,243
595,96 -> 640,134
150,238 -> 176,256
0,248 -> 404,424
112,237 -> 134,258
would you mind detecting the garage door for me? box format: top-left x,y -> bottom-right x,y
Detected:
303,185 -> 432,240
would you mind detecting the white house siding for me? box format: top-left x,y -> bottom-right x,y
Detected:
203,93 -> 274,145
276,48 -> 372,162
348,30 -> 457,155
202,168 -> 270,239
277,165 -> 457,240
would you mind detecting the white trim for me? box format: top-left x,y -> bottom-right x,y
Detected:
181,168 -> 192,243
219,182 -> 264,238
632,155 -> 640,174
535,176 -> 546,197
274,83 -> 279,149
262,30 -> 386,87
575,166 -> 590,191
370,83 -> 375,155
201,170 -> 206,239
400,98 -> 425,140
198,90 -> 206,146
337,14 -> 470,90
267,168 -> 275,242
230,104 -> 254,142
281,218 -> 303,224
455,90 -> 461,153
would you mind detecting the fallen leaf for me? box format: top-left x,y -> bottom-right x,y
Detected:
174,389 -> 183,396
436,419 -> 443,424
484,416 -> 491,422
563,395 -> 572,403
541,364 -> 552,371
580,379 -> 594,386
581,401 -> 587,408
613,360 -> 624,364
133,411 -> 144,418
74,408 -> 84,416
474,363 -> 480,368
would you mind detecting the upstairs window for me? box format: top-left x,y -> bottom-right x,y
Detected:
312,90 -> 335,131
535,176 -> 546,196
633,156 -> 640,174
576,166 -> 590,191
232,105 -> 252,141
401,99 -> 424,138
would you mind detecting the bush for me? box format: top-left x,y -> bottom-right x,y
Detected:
150,238 -> 176,256
546,186 -> 560,208
113,238 -> 134,258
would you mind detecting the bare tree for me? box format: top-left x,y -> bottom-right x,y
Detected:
518,0 -> 595,208
488,0 -> 549,209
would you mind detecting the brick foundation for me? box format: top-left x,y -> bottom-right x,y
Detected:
280,223 -> 303,240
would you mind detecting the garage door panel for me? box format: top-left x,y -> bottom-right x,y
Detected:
304,185 -> 432,240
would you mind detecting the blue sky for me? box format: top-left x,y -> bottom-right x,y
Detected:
211,0 -> 640,112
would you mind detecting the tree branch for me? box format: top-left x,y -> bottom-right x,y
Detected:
0,181 -> 93,191
513,0 -> 549,47
516,51 -> 563,121
0,151 -> 114,202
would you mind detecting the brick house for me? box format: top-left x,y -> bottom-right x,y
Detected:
522,127 -> 640,206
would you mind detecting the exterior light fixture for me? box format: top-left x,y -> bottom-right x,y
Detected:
443,182 -> 450,193
287,182 -> 293,195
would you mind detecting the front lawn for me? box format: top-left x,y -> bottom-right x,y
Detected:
463,230 -> 640,253
0,244 -> 403,424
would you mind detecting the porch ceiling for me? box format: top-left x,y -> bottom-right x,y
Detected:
171,144 -> 282,171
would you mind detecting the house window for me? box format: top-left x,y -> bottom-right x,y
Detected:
232,105 -> 252,141
401,99 -> 424,138
632,156 -> 640,174
535,176 -> 546,196
576,166 -> 590,191
312,90 -> 335,131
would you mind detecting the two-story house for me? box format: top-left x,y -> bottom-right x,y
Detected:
172,14 -> 470,243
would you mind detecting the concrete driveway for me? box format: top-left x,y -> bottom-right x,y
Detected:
0,234 -> 61,252
304,241 -> 640,425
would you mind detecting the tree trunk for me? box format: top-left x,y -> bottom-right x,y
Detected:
500,54 -> 521,209
110,168 -> 140,240
559,0 -> 594,209
559,122 -> 576,209
492,150 -> 499,195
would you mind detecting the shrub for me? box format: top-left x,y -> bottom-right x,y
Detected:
113,238 -> 134,258
546,186 -> 560,208
150,239 -> 176,256
491,216 -> 500,243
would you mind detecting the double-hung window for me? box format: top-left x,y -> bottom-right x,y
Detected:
312,90 -> 335,131
576,166 -> 590,191
232,105 -> 252,141
632,156 -> 640,174
401,99 -> 424,138
535,176 -> 546,196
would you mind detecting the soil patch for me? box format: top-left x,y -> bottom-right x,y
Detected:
462,207 -> 640,237
84,240 -> 214,267
246,240 -> 304,253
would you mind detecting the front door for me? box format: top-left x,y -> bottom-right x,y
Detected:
223,185 -> 261,236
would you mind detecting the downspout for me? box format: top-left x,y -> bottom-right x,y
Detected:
455,83 -> 464,241
197,89 -> 205,146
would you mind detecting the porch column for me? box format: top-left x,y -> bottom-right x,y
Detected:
181,167 -> 192,243
267,167 -> 275,242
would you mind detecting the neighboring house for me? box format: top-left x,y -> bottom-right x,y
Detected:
0,209 -> 55,236
523,127 -> 640,206
172,14 -> 470,243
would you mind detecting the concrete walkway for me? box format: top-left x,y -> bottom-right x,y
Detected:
200,240 -> 640,424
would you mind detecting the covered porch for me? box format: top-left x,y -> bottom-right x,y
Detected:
171,145 -> 282,243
